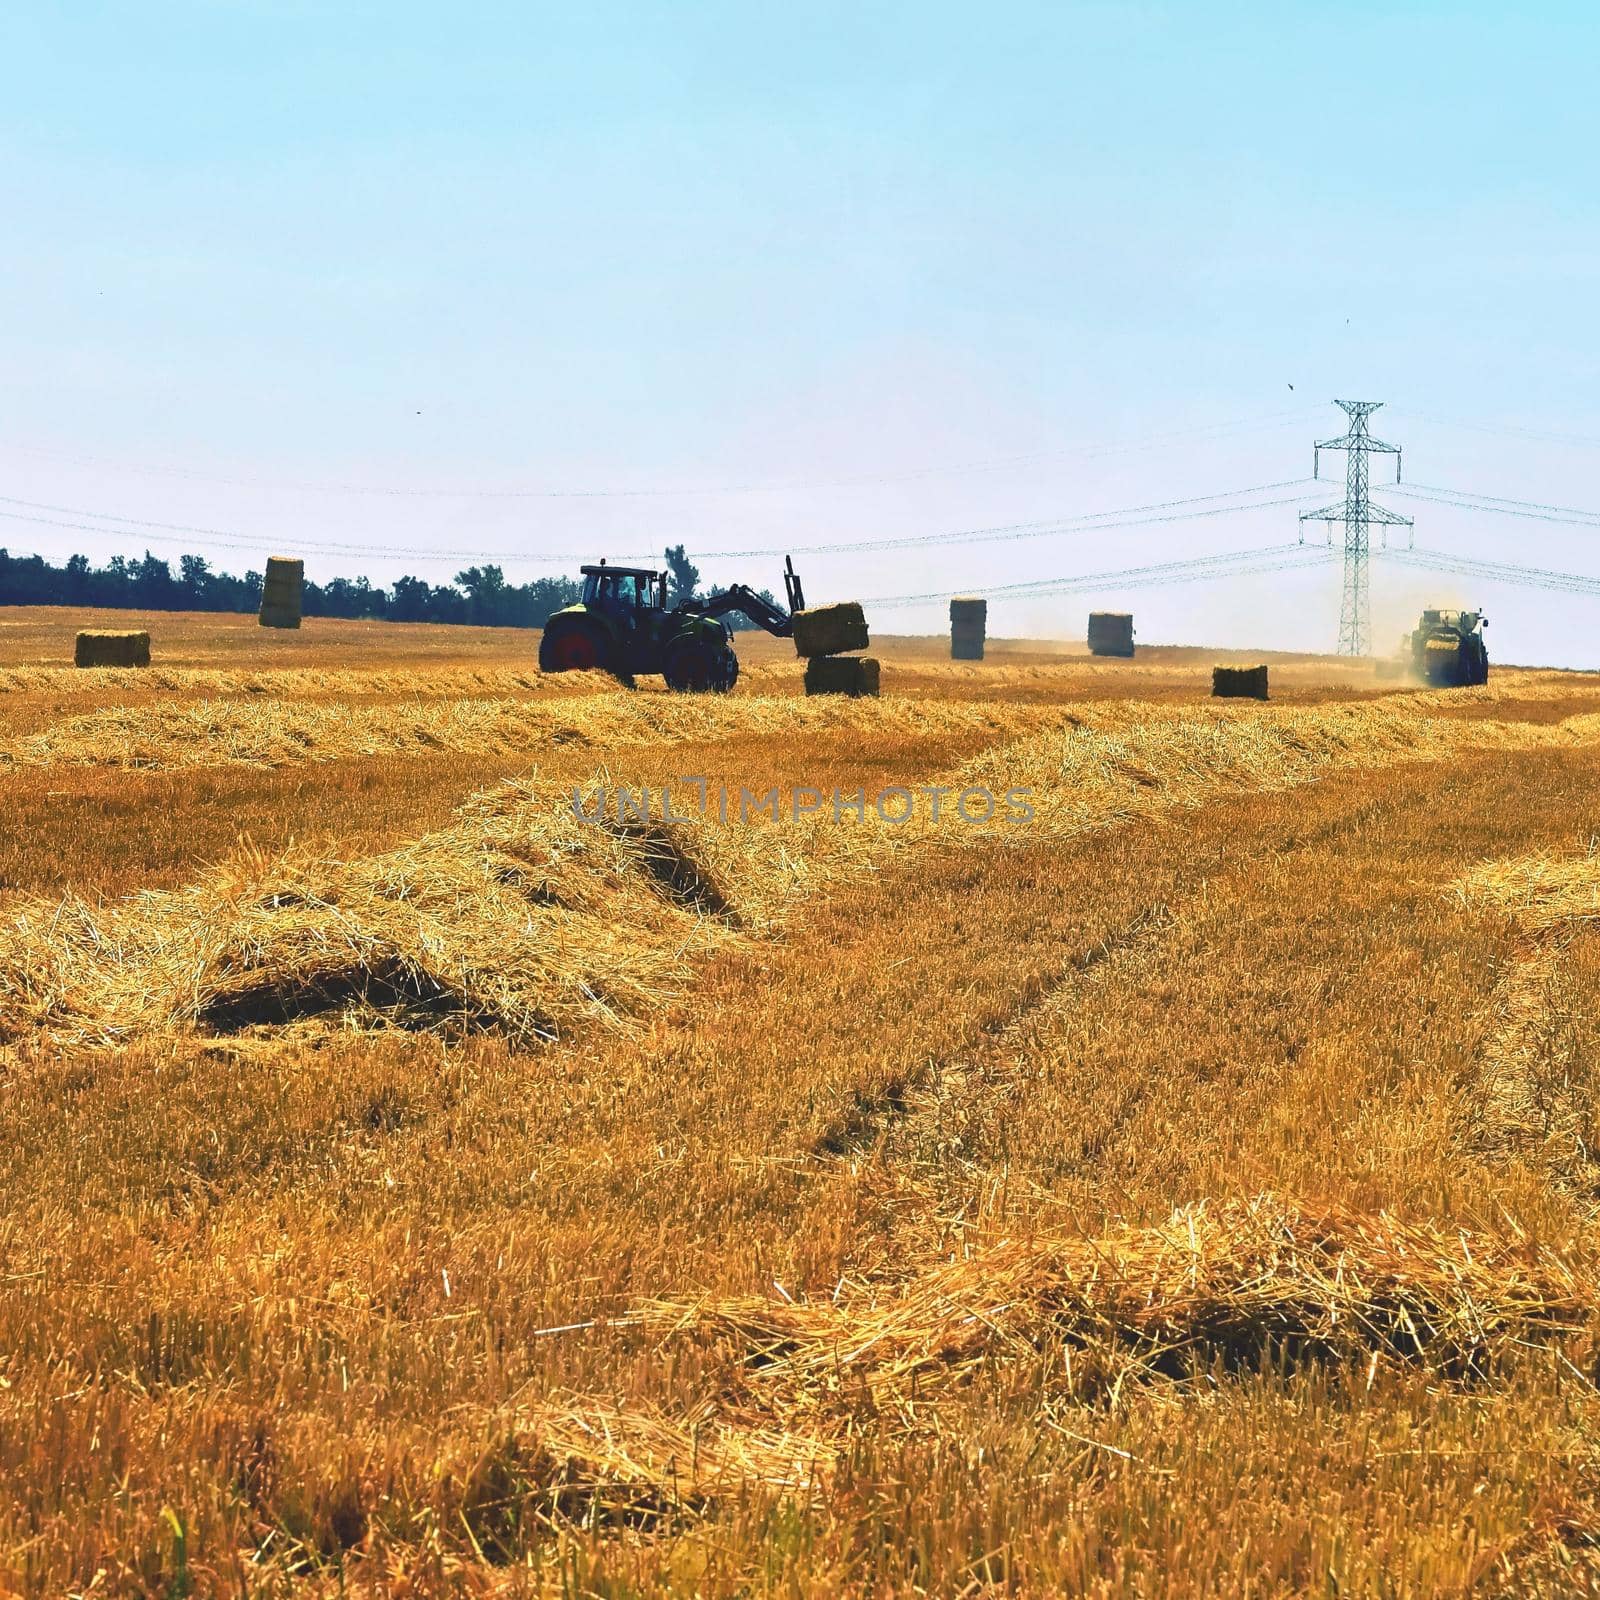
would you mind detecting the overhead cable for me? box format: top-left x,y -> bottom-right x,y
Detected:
1378,545 -> 1600,597
0,405 -> 1320,500
866,542 -> 1335,607
0,479 -> 1323,566
1390,483 -> 1600,528
1388,409 -> 1600,453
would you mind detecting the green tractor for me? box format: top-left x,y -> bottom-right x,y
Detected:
539,557 -> 806,692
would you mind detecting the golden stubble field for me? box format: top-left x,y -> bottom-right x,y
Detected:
4,604 -> 1600,1596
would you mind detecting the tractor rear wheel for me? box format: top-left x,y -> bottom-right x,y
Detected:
539,622 -> 608,674
664,638 -> 735,693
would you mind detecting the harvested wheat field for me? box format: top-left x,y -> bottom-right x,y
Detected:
6,606 -> 1600,1596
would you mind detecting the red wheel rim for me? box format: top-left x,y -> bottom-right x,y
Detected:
550,631 -> 600,670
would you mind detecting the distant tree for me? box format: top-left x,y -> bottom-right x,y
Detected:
0,548 -> 584,632
180,554 -> 212,607
664,545 -> 700,606
522,575 -> 581,626
423,582 -> 467,625
315,577 -> 352,617
310,573 -> 382,619
133,552 -> 177,608
389,574 -> 434,622
456,564 -> 509,626
65,553 -> 91,600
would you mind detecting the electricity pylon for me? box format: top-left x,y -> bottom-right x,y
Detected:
1299,400 -> 1412,656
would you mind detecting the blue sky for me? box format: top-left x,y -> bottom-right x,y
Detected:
2,2 -> 1598,659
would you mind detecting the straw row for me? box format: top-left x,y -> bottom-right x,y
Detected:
0,692 -> 1086,772
0,663 -> 606,701
483,1198 -> 1595,1519
0,776 -> 872,1049
10,676 -> 1600,782
1454,850 -> 1600,934
294,1198 -> 1600,1537
634,1195 -> 1597,1411
6,703 -> 1600,1049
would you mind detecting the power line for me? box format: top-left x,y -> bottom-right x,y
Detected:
0,492 -> 310,543
993,549 -> 1338,601
693,483 -> 1321,559
0,508 -> 608,567
1,405 -> 1321,501
1379,545 -> 1600,597
0,479 -> 1323,567
653,406 -> 1319,496
1388,409 -> 1600,453
1390,483 -> 1600,528
866,542 -> 1335,607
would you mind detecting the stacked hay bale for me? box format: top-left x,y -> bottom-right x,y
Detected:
259,556 -> 305,629
1087,612 -> 1135,657
950,596 -> 986,661
1212,664 -> 1269,700
804,655 -> 881,696
75,630 -> 150,668
794,602 -> 878,696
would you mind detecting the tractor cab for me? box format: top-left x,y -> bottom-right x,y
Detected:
579,563 -> 668,616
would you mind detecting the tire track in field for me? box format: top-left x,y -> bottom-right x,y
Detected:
830,755 -> 1600,1283
1453,852 -> 1600,1194
829,787 -> 1400,1269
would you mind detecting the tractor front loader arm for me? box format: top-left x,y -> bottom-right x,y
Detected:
692,558 -> 805,638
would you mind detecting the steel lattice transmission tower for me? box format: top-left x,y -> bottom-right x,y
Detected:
1299,400 -> 1413,656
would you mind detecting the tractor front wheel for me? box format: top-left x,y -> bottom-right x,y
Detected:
664,638 -> 736,693
539,623 -> 607,675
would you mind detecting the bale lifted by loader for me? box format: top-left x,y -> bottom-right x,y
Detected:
539,557 -> 807,692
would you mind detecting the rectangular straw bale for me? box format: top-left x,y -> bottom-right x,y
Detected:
259,556 -> 305,629
75,630 -> 151,668
950,596 -> 987,661
804,654 -> 880,697
1087,612 -> 1135,657
792,601 -> 869,658
1211,664 -> 1269,700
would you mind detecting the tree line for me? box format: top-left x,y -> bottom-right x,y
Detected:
0,544 -> 772,629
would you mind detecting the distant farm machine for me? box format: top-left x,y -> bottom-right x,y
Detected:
539,557 -> 807,692
1405,608 -> 1490,687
